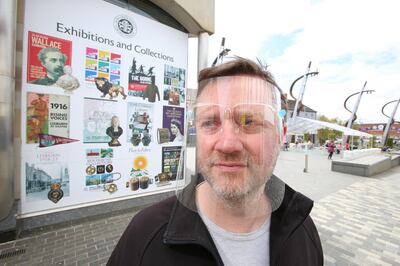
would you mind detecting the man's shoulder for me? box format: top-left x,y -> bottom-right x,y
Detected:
133,196 -> 176,227
31,77 -> 55,85
107,196 -> 177,265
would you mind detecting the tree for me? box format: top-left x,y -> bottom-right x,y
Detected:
316,115 -> 343,145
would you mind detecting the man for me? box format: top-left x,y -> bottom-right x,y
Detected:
31,47 -> 67,85
108,57 -> 323,266
30,93 -> 48,132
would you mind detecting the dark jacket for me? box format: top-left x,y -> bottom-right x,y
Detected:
107,175 -> 323,266
142,84 -> 160,102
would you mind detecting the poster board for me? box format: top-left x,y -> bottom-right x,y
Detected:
20,0 -> 187,215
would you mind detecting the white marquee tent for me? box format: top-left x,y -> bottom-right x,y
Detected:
287,117 -> 373,138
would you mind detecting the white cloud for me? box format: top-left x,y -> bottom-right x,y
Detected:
189,0 -> 400,123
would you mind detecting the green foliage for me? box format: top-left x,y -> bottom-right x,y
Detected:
316,115 -> 343,145
304,133 -> 311,142
372,136 -> 377,148
387,137 -> 394,148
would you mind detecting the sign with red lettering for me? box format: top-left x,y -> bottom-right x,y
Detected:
27,31 -> 72,85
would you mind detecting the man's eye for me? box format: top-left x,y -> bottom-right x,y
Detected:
238,114 -> 257,126
199,118 -> 221,129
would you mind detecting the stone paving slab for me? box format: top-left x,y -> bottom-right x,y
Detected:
0,150 -> 399,265
311,170 -> 400,265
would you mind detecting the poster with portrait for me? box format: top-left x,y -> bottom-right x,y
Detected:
26,92 -> 70,144
83,97 -> 118,143
162,106 -> 184,144
27,31 -> 72,85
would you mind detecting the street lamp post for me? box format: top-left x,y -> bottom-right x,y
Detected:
381,97 -> 400,147
289,61 -> 319,118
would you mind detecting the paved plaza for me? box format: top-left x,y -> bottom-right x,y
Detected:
0,149 -> 399,265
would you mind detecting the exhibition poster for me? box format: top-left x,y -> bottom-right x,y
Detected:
20,0 -> 188,215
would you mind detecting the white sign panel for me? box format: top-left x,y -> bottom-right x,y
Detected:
20,0 -> 188,215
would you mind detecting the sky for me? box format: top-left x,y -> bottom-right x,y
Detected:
187,0 -> 400,124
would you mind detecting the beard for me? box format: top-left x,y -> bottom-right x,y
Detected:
199,151 -> 277,203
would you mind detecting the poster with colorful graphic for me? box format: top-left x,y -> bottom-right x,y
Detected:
85,47 -> 121,84
163,65 -> 185,106
83,97 -> 118,143
164,65 -> 185,88
85,148 -> 118,190
26,92 -> 70,144
27,31 -> 72,85
162,106 -> 185,144
129,155 -> 151,191
128,58 -> 156,97
162,146 -> 182,181
127,102 -> 153,146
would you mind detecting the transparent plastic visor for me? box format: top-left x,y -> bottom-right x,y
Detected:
176,75 -> 283,215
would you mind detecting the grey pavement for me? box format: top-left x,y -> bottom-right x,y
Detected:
1,149 -> 399,265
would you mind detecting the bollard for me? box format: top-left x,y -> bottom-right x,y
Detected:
303,154 -> 308,173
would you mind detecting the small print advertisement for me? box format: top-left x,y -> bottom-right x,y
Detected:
127,102 -> 153,147
162,146 -> 182,181
83,98 -> 118,143
27,31 -> 72,86
26,92 -> 70,144
85,47 -> 121,84
162,106 -> 184,144
128,58 -> 156,97
163,65 -> 185,106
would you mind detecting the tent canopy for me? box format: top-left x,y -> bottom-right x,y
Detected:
287,117 -> 372,138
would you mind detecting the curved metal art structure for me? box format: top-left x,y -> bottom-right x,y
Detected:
381,98 -> 400,147
289,62 -> 318,118
343,89 -> 375,127
211,37 -> 231,67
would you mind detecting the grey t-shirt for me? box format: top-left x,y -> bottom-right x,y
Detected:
199,211 -> 270,266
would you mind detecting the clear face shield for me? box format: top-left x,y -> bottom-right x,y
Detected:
176,75 -> 284,221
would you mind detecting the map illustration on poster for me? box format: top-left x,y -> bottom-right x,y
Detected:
83,98 -> 118,143
20,0 -> 188,215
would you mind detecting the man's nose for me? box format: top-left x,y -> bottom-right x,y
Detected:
214,120 -> 244,153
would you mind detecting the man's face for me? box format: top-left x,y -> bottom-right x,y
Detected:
42,51 -> 65,78
196,76 -> 281,201
112,117 -> 119,127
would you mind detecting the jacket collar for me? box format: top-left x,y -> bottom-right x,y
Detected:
163,174 -> 313,264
